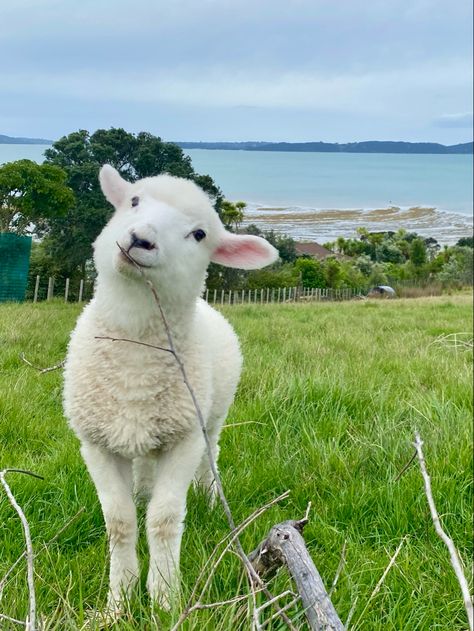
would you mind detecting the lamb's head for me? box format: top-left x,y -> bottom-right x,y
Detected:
94,165 -> 278,301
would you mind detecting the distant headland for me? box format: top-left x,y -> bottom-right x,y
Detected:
0,134 -> 53,145
1,133 -> 472,154
177,140 -> 473,155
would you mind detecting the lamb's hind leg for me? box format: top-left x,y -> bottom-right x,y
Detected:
194,417 -> 224,503
80,441 -> 138,613
146,431 -> 205,609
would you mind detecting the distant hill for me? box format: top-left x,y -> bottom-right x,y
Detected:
0,134 -> 52,145
177,140 -> 474,155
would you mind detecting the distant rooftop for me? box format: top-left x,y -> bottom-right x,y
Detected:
295,242 -> 350,260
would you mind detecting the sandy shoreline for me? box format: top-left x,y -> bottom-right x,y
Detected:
242,204 -> 473,245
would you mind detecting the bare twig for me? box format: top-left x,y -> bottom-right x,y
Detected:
94,336 -> 173,354
328,540 -> 347,598
0,612 -> 26,626
394,449 -> 417,482
170,491 -> 290,631
0,469 -> 41,631
260,593 -> 300,629
19,353 -> 65,374
115,243 -> 297,630
352,536 -> 407,628
429,332 -> 473,351
0,507 -> 85,599
414,432 -> 473,631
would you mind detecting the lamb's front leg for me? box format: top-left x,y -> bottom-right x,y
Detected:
146,431 -> 205,608
80,441 -> 138,613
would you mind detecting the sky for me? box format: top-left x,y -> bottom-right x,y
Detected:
1,0 -> 472,144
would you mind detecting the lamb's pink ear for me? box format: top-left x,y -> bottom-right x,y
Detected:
99,164 -> 129,207
211,233 -> 279,269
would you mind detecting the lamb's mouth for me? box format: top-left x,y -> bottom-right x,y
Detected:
119,251 -> 154,269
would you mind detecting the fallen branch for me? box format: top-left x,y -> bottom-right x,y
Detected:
114,243 -> 297,630
19,353 -> 65,374
249,516 -> 344,631
0,469 -> 42,631
414,432 -> 473,631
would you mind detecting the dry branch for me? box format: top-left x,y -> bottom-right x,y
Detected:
0,469 -> 42,631
249,517 -> 344,631
170,491 -> 290,631
414,432 -> 473,631
19,353 -> 65,374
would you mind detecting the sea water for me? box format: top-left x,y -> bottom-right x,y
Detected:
2,144 -> 472,244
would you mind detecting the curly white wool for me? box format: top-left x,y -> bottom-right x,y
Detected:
63,165 -> 278,610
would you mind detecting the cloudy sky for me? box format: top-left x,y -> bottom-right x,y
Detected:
1,0 -> 472,143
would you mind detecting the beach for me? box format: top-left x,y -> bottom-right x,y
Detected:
1,144 -> 472,245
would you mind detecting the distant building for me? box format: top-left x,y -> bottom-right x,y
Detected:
295,241 -> 350,261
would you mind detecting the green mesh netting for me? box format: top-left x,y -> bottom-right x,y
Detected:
0,233 -> 32,302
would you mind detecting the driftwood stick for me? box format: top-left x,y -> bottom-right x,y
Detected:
0,469 -> 40,631
414,432 -> 473,631
249,518 -> 344,631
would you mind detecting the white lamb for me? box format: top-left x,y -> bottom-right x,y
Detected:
63,165 -> 278,611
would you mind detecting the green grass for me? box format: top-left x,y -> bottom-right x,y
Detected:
0,296 -> 472,630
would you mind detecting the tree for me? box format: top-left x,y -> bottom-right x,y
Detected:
295,258 -> 326,288
456,236 -> 473,248
43,128 -> 223,276
409,238 -> 427,266
322,257 -> 343,288
0,160 -> 74,235
220,200 -> 246,231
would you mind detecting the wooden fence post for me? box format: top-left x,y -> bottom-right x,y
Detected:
205,289 -> 209,302
213,289 -> 217,304
78,279 -> 84,302
221,289 -> 224,305
64,278 -> 70,303
228,290 -> 232,305
33,275 -> 40,303
47,277 -> 54,301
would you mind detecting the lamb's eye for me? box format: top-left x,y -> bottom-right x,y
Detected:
131,196 -> 139,207
193,229 -> 206,242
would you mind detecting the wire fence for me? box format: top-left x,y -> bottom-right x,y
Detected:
25,277 -> 365,304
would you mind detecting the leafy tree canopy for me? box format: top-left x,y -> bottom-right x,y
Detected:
42,128 -> 223,276
0,160 -> 74,235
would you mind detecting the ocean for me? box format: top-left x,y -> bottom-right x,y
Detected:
2,144 -> 472,245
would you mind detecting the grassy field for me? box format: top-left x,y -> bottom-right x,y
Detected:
0,295 -> 472,630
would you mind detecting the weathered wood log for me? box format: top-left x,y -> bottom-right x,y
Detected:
249,518 -> 344,631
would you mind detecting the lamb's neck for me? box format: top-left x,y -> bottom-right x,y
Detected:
93,277 -> 197,342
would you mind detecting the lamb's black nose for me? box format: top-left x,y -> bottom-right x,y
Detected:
130,232 -> 155,251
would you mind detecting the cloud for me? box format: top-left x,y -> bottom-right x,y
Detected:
433,113 -> 473,128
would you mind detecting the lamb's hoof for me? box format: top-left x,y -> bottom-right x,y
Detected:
147,578 -> 176,612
